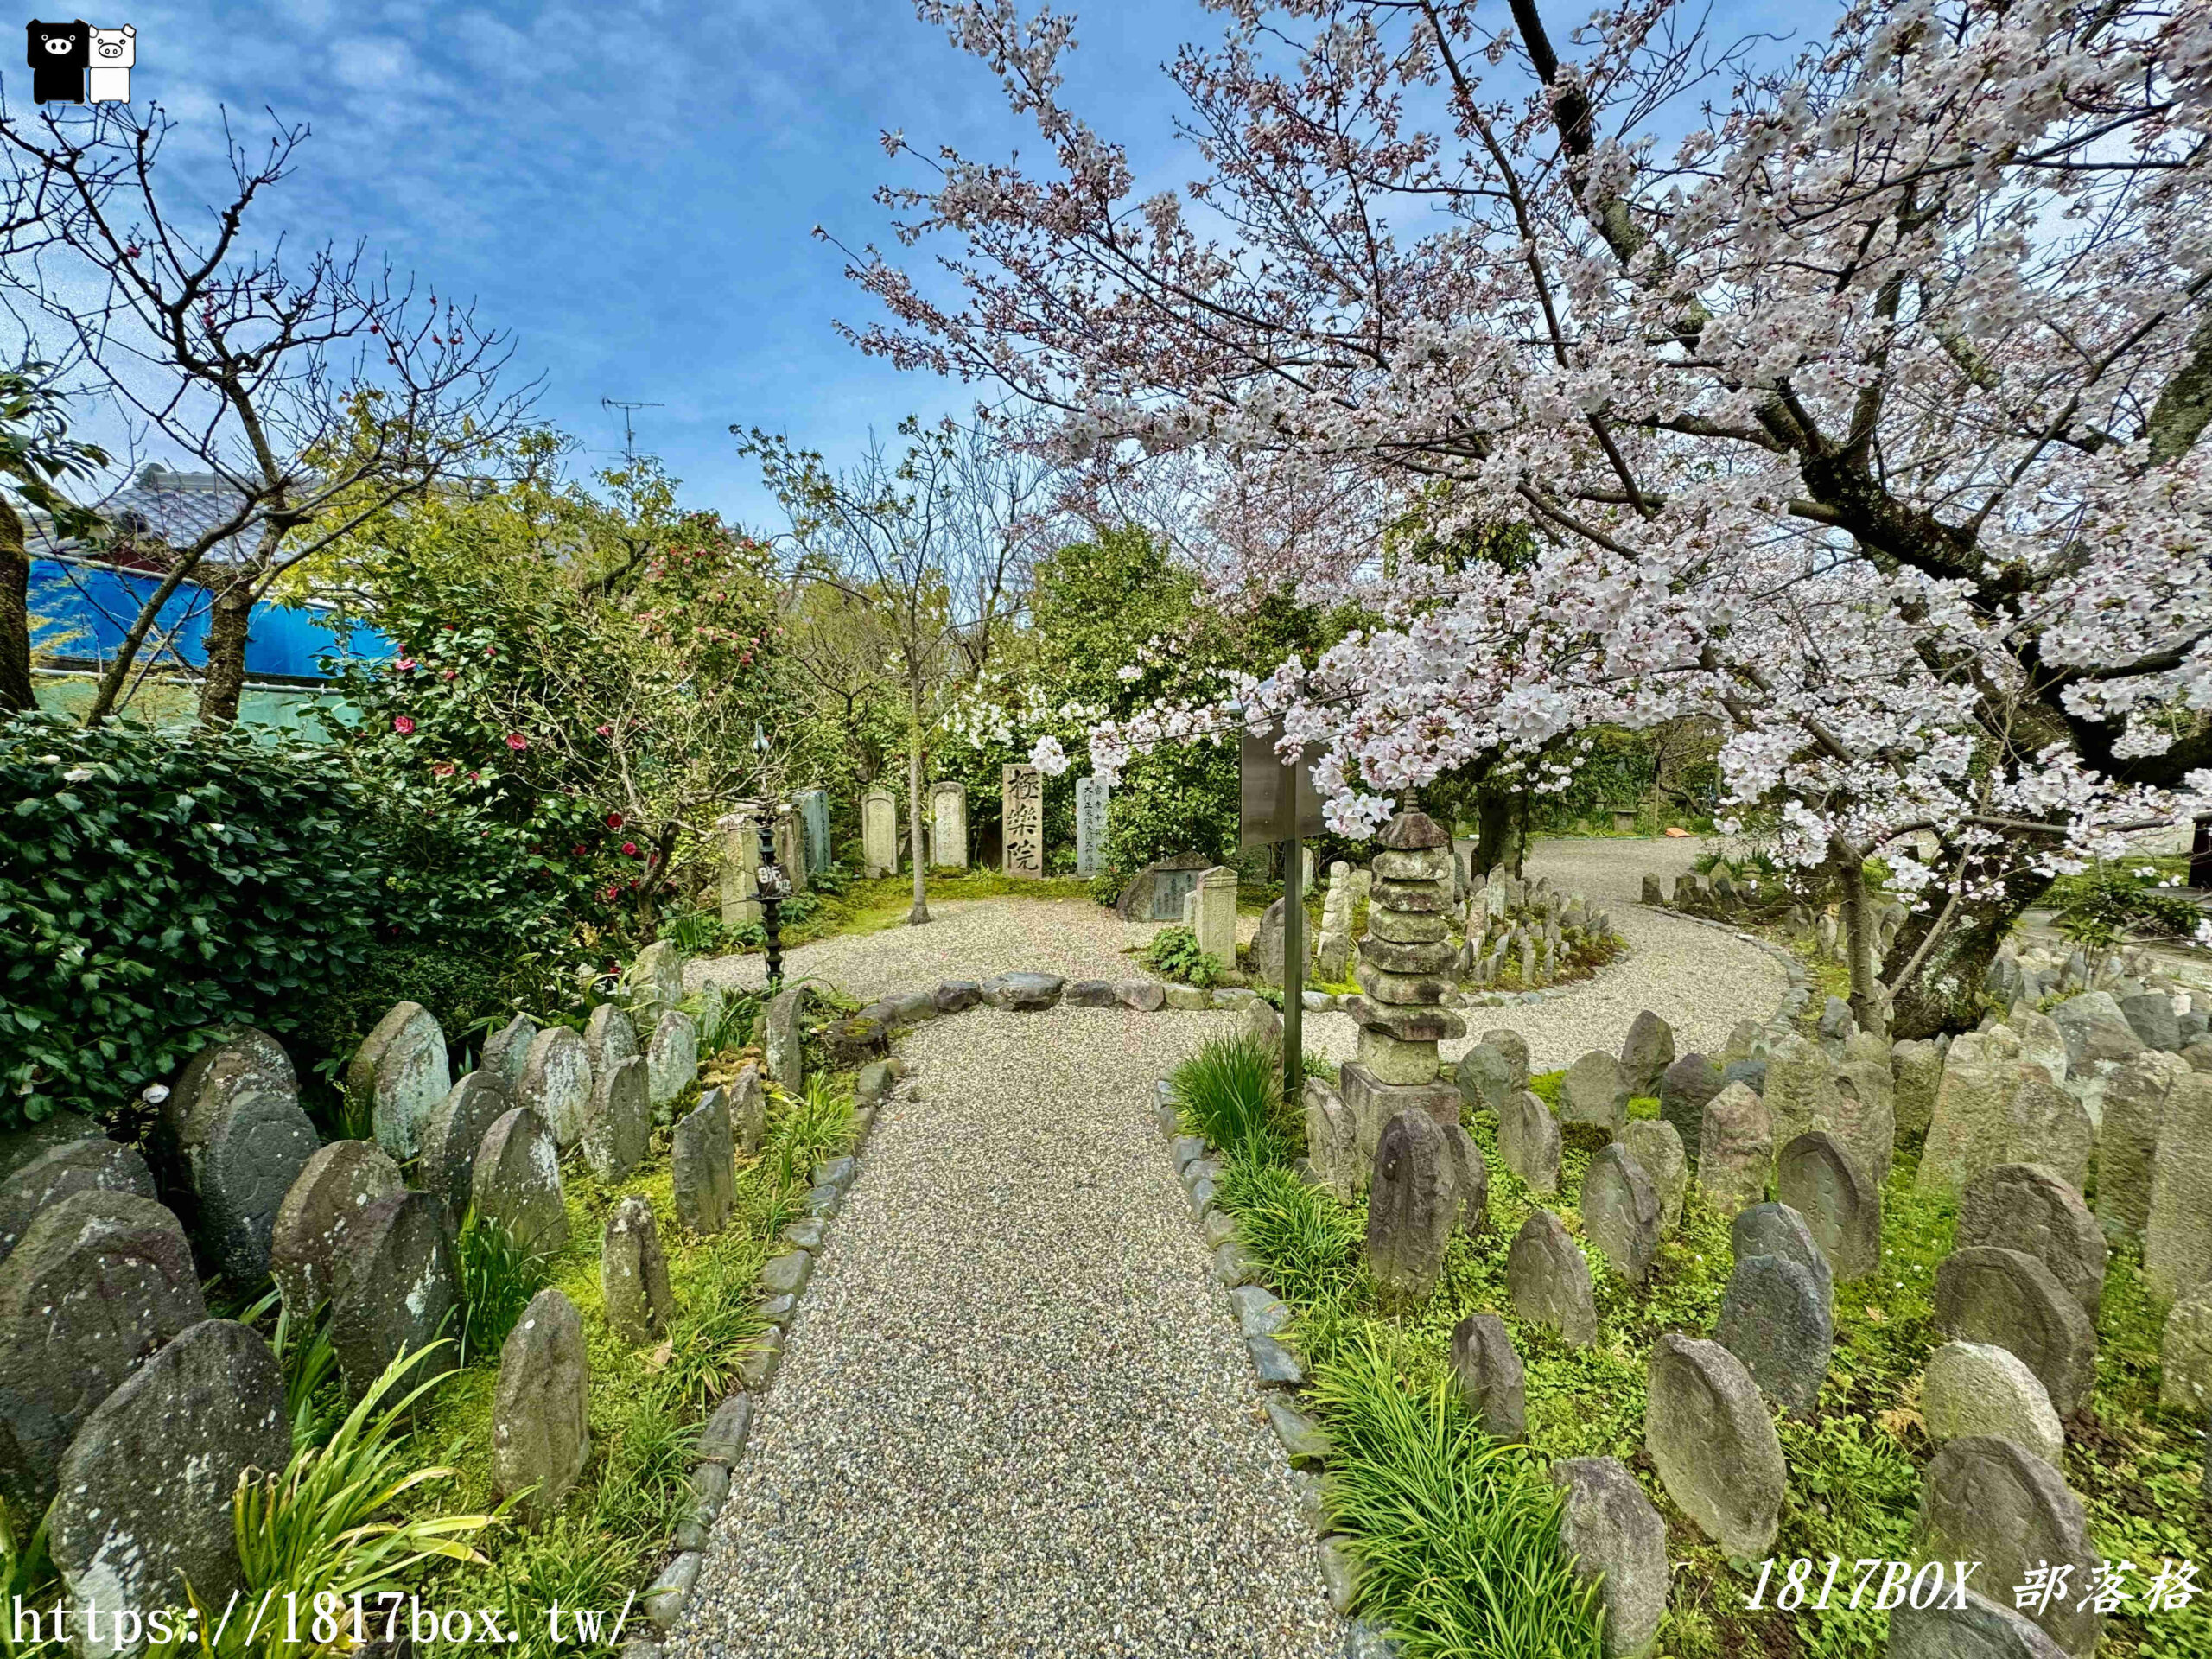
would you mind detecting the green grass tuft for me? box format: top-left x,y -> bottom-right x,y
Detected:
1172,1032 -> 1298,1162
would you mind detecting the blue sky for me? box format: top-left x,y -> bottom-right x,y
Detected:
18,1 -> 1808,530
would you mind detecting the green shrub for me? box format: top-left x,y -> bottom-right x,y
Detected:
1139,924 -> 1224,988
1312,1334 -> 1603,1659
1171,1033 -> 1294,1160
2049,862 -> 2205,952
1215,1153 -> 1362,1306
456,1211 -> 553,1368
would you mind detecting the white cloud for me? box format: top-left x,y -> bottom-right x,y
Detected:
328,36 -> 415,92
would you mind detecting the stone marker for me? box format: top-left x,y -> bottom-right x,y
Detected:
2119,990 -> 2179,1052
861,783 -> 898,876
726,1062 -> 768,1154
646,1008 -> 700,1114
1364,1110 -> 1456,1307
1934,1247 -> 2098,1417
1958,1163 -> 2107,1319
1921,1339 -> 2065,1465
1714,1254 -> 1832,1414
1890,1591 -> 2068,1659
1497,1090 -> 1562,1195
1891,1039 -> 1943,1139
1830,1060 -> 1897,1191
582,1054 -> 651,1182
2145,1072 -> 2212,1300
0,1137 -> 154,1262
2096,1050 -> 2187,1239
1457,1041 -> 1518,1116
584,1001 -> 639,1084
1001,762 -> 1044,876
1505,1210 -> 1598,1347
2159,1285 -> 2212,1413
1304,1078 -> 1362,1203
269,1139 -> 404,1317
0,1191 -> 207,1517
1762,1035 -> 1844,1157
1619,1010 -> 1675,1099
166,1028 -> 295,1159
2006,1008 -> 2071,1085
416,1069 -> 512,1222
1658,1053 -> 1722,1164
672,1093 -> 736,1236
480,1014 -> 538,1092
1440,1121 -> 1488,1238
2050,990 -> 2144,1071
493,1287 -> 590,1523
2005,1066 -> 2093,1196
328,1191 -> 458,1399
1560,1051 -> 1630,1135
1730,1202 -> 1834,1313
1194,864 -> 1239,964
348,1001 -> 450,1160
929,779 -> 968,868
48,1319 -> 288,1659
195,1076 -> 321,1285
472,1107 -> 568,1256
1645,1332 -> 1786,1558
1074,773 -> 1111,876
1913,1436 -> 2101,1656
1777,1131 -> 1880,1281
1917,1053 -> 2013,1194
1482,1028 -> 1533,1091
1449,1313 -> 1526,1440
1698,1083 -> 1772,1217
1618,1120 -> 1686,1233
1251,896 -> 1289,986
518,1024 -> 593,1148
603,1197 -> 675,1346
1549,1456 -> 1668,1659
1582,1144 -> 1662,1283
625,939 -> 689,1011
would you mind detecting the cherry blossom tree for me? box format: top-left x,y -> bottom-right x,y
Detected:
832,0 -> 2212,1034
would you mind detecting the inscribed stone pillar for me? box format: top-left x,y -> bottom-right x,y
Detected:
1195,865 -> 1239,963
1002,764 -> 1044,877
929,780 -> 969,868
772,807 -> 809,893
1075,775 -> 1111,876
717,810 -> 760,926
796,789 -> 831,874
861,785 -> 899,879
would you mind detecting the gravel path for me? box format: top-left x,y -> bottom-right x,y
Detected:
671,1006 -> 1333,1659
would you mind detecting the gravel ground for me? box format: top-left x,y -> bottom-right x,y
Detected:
672,1007 -> 1335,1659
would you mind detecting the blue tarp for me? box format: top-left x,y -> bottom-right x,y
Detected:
29,556 -> 395,680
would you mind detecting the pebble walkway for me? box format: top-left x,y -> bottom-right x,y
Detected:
675,838 -> 1784,1656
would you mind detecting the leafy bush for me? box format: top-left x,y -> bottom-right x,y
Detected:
1139,924 -> 1224,988
2049,863 -> 2206,952
1215,1153 -> 1362,1306
1171,1033 -> 1294,1161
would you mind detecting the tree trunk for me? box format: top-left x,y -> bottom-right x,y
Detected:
197,578 -> 255,727
0,496 -> 35,713
1471,780 -> 1512,878
1881,863 -> 2053,1039
1832,848 -> 1885,1038
906,687 -> 931,925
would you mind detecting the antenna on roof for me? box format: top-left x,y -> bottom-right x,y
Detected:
600,397 -> 664,462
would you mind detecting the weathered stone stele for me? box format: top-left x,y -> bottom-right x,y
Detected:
672,1092 -> 736,1236
480,1013 -> 538,1093
647,1007 -> 700,1113
1193,864 -> 1239,965
1730,1202 -> 1834,1313
1439,1120 -> 1488,1237
1449,1313 -> 1526,1440
2159,1285 -> 2212,1413
0,1190 -> 207,1517
764,985 -> 809,1093
328,1191 -> 458,1399
602,1196 -> 675,1345
1697,1083 -> 1771,1217
928,779 -> 968,868
1304,1077 -> 1362,1202
2096,1050 -> 2188,1239
1913,1436 -> 2101,1656
584,1001 -> 639,1080
1714,1254 -> 1832,1414
1549,1456 -> 1669,1659
416,1068 -> 513,1222
1497,1090 -> 1562,1195
861,783 -> 898,877
1001,762 -> 1044,876
1457,1041 -> 1519,1117
49,1319 -> 289,1659
1618,1120 -> 1686,1233
493,1287 -> 590,1523
1658,1053 -> 1722,1164
1957,1163 -> 2107,1319
1933,1246 -> 2098,1418
269,1139 -> 404,1318
582,1054 -> 651,1182
348,1001 -> 450,1160
1889,1591 -> 2068,1659
1505,1210 -> 1598,1347
1644,1332 -> 1787,1558
1582,1144 -> 1662,1283
518,1024 -> 593,1149
726,1062 -> 768,1154
1364,1109 -> 1457,1307
471,1107 -> 569,1256
1891,1039 -> 1944,1139
1920,1339 -> 2064,1465
1619,1010 -> 1675,1099
0,1136 -> 154,1262
625,939 -> 688,1010
2144,1071 -> 2212,1300
1777,1130 -> 1880,1281
1560,1051 -> 1630,1135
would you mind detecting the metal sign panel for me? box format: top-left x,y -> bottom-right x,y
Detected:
1239,723 -> 1326,849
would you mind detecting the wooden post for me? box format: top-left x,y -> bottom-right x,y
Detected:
1282,766 -> 1304,1105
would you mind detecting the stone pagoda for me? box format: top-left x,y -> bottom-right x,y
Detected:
1340,810 -> 1465,1160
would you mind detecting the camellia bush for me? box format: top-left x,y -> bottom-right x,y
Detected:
0,713 -> 391,1127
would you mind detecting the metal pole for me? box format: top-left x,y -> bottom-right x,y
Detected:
757,810 -> 785,993
1282,760 -> 1304,1105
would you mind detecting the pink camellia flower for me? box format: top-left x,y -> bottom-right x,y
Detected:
397,657 -> 417,671
442,669 -> 457,681
606,811 -> 625,830
596,724 -> 612,738
572,843 -> 588,856
467,770 -> 480,781
602,885 -> 620,902
505,733 -> 529,751
621,841 -> 640,858
392,715 -> 415,734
